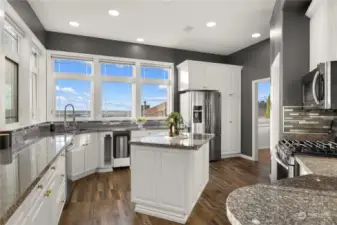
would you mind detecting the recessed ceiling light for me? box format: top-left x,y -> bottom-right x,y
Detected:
206,21 -> 216,28
108,9 -> 120,17
252,33 -> 261,38
137,38 -> 144,42
69,21 -> 79,27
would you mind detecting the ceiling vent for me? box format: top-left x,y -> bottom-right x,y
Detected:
183,26 -> 194,33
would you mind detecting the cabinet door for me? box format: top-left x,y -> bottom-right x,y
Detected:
221,98 -> 231,155
84,143 -> 97,172
230,69 -> 241,97
69,148 -> 85,177
205,64 -> 231,96
189,61 -> 207,89
221,97 -> 241,155
229,97 -> 241,154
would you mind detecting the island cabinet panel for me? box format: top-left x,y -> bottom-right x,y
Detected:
131,148 -> 157,204
157,151 -> 186,211
131,143 -> 209,224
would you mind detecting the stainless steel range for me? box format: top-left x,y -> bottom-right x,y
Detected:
275,139 -> 337,179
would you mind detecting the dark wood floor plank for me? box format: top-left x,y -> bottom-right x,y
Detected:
60,150 -> 270,225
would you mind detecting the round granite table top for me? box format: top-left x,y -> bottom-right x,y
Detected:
226,175 -> 337,225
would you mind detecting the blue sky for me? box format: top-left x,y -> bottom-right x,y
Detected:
55,59 -> 168,111
258,80 -> 271,102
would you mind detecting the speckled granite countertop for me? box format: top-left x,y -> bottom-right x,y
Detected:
0,134 -> 73,225
227,156 -> 337,225
129,132 -> 215,150
227,175 -> 337,225
295,155 -> 337,177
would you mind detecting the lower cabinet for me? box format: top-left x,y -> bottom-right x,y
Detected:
6,153 -> 66,225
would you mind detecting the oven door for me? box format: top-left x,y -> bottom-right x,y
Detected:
302,67 -> 325,108
275,153 -> 295,179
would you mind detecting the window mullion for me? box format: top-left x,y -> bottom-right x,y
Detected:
93,58 -> 101,120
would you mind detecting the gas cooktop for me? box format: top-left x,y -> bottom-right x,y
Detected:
277,139 -> 337,158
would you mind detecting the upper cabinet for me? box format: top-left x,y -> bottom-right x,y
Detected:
177,60 -> 242,97
307,0 -> 337,70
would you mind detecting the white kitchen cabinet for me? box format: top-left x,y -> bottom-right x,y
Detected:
67,147 -> 85,178
6,152 -> 66,225
177,60 -> 242,97
307,0 -> 337,70
221,97 -> 241,155
84,142 -> 98,172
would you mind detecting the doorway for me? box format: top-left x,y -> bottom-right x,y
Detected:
252,78 -> 271,162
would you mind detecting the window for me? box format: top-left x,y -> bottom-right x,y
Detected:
55,80 -> 91,118
5,58 -> 19,124
141,66 -> 169,80
50,53 -> 173,120
140,65 -> 171,118
141,84 -> 168,117
101,63 -> 133,77
31,51 -> 38,121
102,82 -> 132,118
3,21 -> 19,54
54,59 -> 92,75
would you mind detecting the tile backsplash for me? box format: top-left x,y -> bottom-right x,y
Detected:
283,106 -> 337,134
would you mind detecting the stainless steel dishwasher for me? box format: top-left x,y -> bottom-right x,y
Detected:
113,130 -> 131,168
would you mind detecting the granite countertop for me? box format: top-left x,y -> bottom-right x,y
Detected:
227,155 -> 337,225
226,175 -> 337,225
0,134 -> 73,225
74,126 -> 168,133
295,155 -> 337,177
129,132 -> 215,150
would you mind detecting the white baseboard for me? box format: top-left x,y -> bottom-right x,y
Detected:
239,154 -> 255,161
135,205 -> 188,224
96,167 -> 113,173
221,153 -> 255,161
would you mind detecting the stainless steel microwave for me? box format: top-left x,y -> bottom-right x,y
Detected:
302,61 -> 337,109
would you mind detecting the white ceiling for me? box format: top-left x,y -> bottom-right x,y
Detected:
28,0 -> 275,55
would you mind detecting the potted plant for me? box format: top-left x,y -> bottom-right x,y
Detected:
166,112 -> 183,136
136,118 -> 147,128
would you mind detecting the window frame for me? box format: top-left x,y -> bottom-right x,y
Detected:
30,48 -> 39,122
47,51 -> 174,121
3,17 -> 22,128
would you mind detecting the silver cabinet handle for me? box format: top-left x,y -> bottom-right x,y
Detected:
312,71 -> 320,105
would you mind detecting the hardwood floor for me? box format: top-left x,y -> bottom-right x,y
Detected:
60,152 -> 270,225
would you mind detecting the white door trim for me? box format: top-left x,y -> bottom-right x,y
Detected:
252,77 -> 270,162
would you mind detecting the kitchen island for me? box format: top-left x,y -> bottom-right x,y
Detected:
129,132 -> 214,224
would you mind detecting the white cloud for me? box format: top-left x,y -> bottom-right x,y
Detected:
56,86 -> 77,94
83,92 -> 90,97
76,96 -> 83,101
56,96 -> 67,101
158,85 -> 167,89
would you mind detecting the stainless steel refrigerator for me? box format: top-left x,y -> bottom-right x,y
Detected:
179,90 -> 221,161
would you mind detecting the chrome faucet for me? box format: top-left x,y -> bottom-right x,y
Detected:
64,104 -> 76,131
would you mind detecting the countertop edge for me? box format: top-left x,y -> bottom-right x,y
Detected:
0,135 -> 73,225
295,155 -> 313,175
129,141 -> 200,150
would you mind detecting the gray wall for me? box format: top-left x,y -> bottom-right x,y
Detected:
282,5 -> 310,106
8,0 -> 46,46
226,39 -> 271,157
